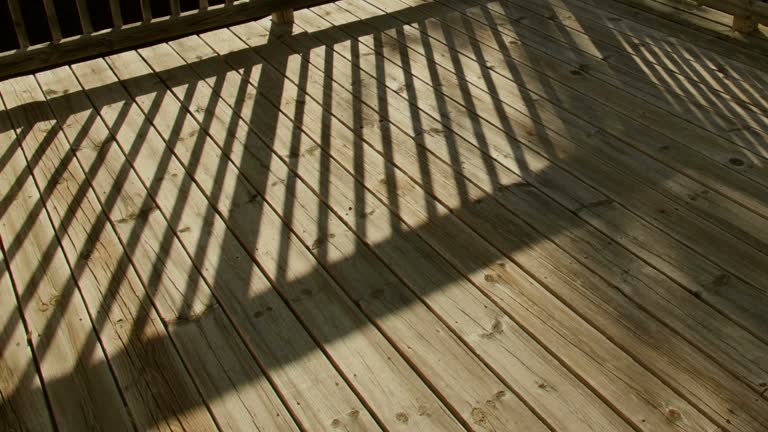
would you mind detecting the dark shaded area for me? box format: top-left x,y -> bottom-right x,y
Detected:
0,1 -> 16,51
1,0 -> 768,430
0,0 -> 229,49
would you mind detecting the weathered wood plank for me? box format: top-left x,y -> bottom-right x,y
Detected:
0,79 -> 133,432
297,3 -> 768,429
231,16 -> 720,432
32,65 -> 244,431
455,0 -> 768,151
0,113 -> 53,432
323,0 -> 768,316
608,0 -> 768,56
283,0 -> 768,384
318,3 -> 760,426
165,28 -> 616,430
194,24 -> 647,432
362,0 -> 768,252
454,0 -> 768,156
567,0 -> 768,79
335,0 -> 768,344
382,0 -> 768,337
524,0 -> 768,103
50,61 -> 299,427
133,39 -> 505,430
78,52 -> 384,431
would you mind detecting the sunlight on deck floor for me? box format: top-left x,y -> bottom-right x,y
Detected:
2,0 -> 768,431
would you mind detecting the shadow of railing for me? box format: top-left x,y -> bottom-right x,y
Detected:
2,0 -> 768,430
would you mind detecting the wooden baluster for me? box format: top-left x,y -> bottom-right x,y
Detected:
140,0 -> 152,23
170,0 -> 181,17
272,9 -> 294,24
224,0 -> 234,6
6,0 -> 29,49
109,0 -> 123,28
74,0 -> 94,34
199,0 -> 208,12
41,0 -> 63,42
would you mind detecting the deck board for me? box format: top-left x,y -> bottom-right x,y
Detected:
2,0 -> 768,430
131,39 -> 471,431
75,54 -> 379,431
0,76 -> 134,431
328,0 -> 768,340
272,3 -> 759,428
0,113 -> 52,432
20,67 -> 218,431
191,24 -> 634,432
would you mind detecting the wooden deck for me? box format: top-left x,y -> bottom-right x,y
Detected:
2,0 -> 768,430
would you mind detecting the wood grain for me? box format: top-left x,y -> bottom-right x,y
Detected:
0,76 -> 133,432
0,111 -> 52,432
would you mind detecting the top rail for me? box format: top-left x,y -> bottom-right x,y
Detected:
0,0 -> 320,81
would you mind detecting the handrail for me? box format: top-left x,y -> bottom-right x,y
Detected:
695,0 -> 768,32
0,0 -> 323,81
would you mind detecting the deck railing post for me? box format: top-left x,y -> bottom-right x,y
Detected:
7,0 -> 29,49
272,9 -> 294,24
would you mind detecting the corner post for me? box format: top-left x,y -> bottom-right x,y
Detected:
272,9 -> 294,24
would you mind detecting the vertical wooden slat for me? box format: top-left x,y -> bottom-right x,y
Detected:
199,0 -> 208,12
225,0 -> 234,6
140,0 -> 152,22
6,0 -> 29,49
170,0 -> 181,17
74,0 -> 93,34
41,0 -> 63,42
109,0 -> 123,28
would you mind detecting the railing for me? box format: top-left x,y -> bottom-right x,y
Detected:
1,0 -> 321,81
695,0 -> 768,32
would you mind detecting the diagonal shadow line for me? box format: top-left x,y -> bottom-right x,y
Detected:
372,32 -> 431,231
319,45 -> 339,257
549,2 -> 768,155
354,0 -> 768,308
0,234 -> 58,431
443,0 -> 768,165
490,0 -> 768,156
0,126 -> 31,210
403,0 -> 768,255
3,2 -> 768,431
14,68 -> 224,427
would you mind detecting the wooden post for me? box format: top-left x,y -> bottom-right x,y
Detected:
272,9 -> 294,24
41,0 -> 63,42
7,0 -> 29,49
733,14 -> 759,32
140,0 -> 152,23
170,0 -> 181,17
74,0 -> 93,34
108,0 -> 123,28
